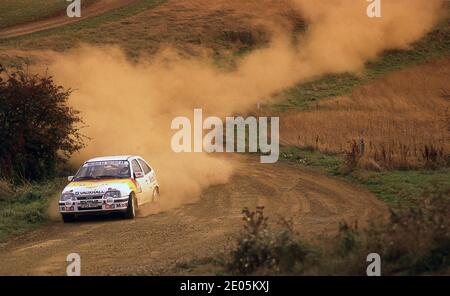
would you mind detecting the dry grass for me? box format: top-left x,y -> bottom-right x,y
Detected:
0,0 -> 69,29
0,0 -> 301,57
0,179 -> 13,200
281,57 -> 450,170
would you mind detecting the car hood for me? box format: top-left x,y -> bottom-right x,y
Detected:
63,179 -> 137,196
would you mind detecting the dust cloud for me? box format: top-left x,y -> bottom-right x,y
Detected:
290,0 -> 444,73
38,0 -> 443,214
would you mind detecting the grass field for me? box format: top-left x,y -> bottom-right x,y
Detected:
272,18 -> 450,111
0,0 -> 96,29
0,0 -> 68,29
281,56 -> 450,170
0,0 -> 287,59
280,146 -> 450,208
0,0 -> 167,52
272,14 -> 450,171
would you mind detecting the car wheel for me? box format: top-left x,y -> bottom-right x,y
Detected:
152,187 -> 160,202
62,214 -> 76,223
125,193 -> 137,219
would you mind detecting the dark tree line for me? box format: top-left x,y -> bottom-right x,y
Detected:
0,65 -> 84,181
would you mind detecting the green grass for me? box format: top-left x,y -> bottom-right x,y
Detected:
280,145 -> 450,208
280,145 -> 342,175
273,18 -> 450,111
0,179 -> 64,241
349,169 -> 450,207
0,0 -> 72,29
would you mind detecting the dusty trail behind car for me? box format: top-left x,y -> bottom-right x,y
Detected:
0,155 -> 386,275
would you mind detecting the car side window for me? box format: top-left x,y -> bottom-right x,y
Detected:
138,159 -> 152,175
131,160 -> 143,174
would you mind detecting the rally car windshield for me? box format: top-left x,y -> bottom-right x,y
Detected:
74,161 -> 131,181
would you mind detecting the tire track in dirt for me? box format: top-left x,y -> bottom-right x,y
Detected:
0,0 -> 138,39
0,155 -> 386,275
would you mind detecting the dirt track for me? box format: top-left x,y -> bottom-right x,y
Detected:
0,155 -> 386,275
0,0 -> 138,39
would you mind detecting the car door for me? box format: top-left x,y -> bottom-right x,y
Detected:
130,159 -> 151,204
138,158 -> 157,195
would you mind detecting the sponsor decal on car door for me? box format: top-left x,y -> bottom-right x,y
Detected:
131,159 -> 151,204
138,159 -> 156,202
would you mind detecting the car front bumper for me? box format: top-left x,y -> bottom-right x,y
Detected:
59,196 -> 129,214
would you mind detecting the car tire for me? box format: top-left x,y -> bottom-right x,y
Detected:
125,193 -> 137,219
62,214 -> 76,223
152,187 -> 160,202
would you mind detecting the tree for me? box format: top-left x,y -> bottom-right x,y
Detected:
0,65 -> 84,181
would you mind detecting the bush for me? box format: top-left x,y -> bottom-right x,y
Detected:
327,186 -> 450,275
341,140 -> 364,174
0,65 -> 84,181
339,138 -> 449,172
226,187 -> 450,275
367,187 -> 450,274
226,207 -> 316,275
336,221 -> 361,257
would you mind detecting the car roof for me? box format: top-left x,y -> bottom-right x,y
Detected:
86,155 -> 140,162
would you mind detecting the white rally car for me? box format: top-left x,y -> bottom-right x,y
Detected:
59,155 -> 160,223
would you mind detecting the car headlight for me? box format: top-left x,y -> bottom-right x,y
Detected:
61,192 -> 75,201
104,191 -> 120,205
103,191 -> 120,199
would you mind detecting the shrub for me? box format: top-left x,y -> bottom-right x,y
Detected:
341,140 -> 364,173
0,65 -> 84,181
336,221 -> 361,257
226,207 -> 316,275
322,185 -> 450,275
370,187 -> 449,274
226,186 -> 450,275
